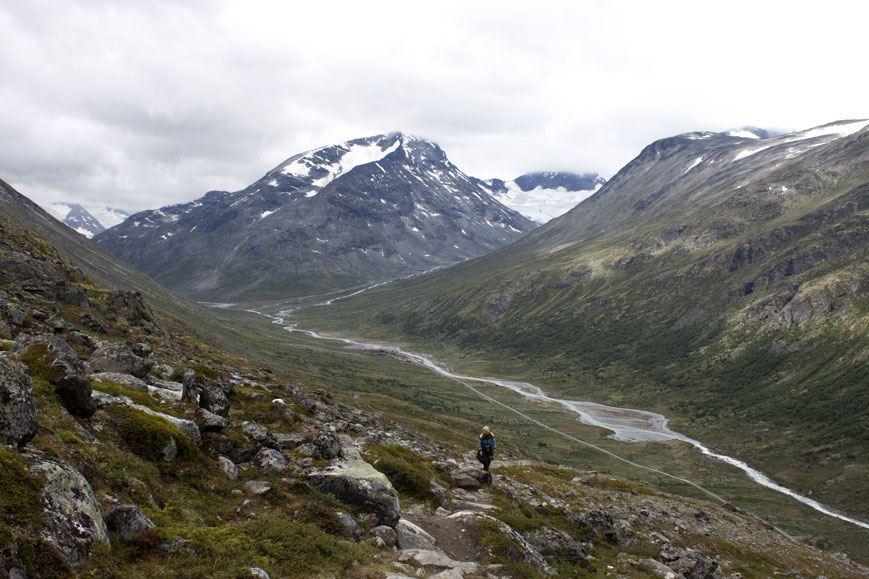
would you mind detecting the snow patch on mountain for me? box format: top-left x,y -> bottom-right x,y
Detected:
282,137 -> 401,195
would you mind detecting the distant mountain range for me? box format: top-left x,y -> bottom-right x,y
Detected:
95,133 -> 545,300
44,203 -> 129,239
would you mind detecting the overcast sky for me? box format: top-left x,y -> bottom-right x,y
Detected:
1,1 -> 866,214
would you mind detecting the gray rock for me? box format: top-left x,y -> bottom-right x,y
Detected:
523,525 -> 589,567
452,467 -> 485,490
105,504 -> 156,543
193,408 -> 230,432
335,511 -> 363,540
273,432 -> 305,450
658,544 -> 719,579
242,421 -> 277,448
397,549 -> 481,577
7,567 -> 27,579
246,568 -> 270,579
446,511 -> 554,575
199,379 -> 230,417
52,374 -> 96,418
310,429 -> 342,460
580,507 -> 618,543
88,342 -> 154,379
90,391 -> 202,446
396,518 -> 437,550
181,368 -> 198,402
254,448 -> 288,475
28,457 -> 110,567
429,480 -> 449,507
218,456 -> 239,480
640,558 -> 680,578
160,436 -> 179,461
91,372 -> 149,391
371,525 -> 398,548
202,432 -> 235,456
306,446 -> 400,526
244,480 -> 272,495
0,358 -> 38,448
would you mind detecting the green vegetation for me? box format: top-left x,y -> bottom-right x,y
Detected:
0,447 -> 43,526
106,406 -> 198,462
363,444 -> 452,505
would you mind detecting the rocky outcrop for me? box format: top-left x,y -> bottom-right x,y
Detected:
253,448 -> 288,475
198,380 -> 230,417
306,445 -> 400,526
88,342 -> 154,379
310,429 -> 342,460
0,357 -> 38,448
446,511 -> 554,575
105,504 -> 156,543
522,525 -> 589,567
28,456 -> 110,567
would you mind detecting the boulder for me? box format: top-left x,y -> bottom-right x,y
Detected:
371,525 -> 398,549
52,374 -> 96,418
310,429 -> 342,460
579,507 -> 618,543
334,511 -> 363,540
198,379 -> 230,417
181,368 -> 198,402
395,518 -> 437,550
306,446 -> 400,526
657,544 -> 719,579
446,511 -> 554,575
193,408 -> 230,432
105,504 -> 156,543
397,549 -> 481,577
254,448 -> 288,475
218,456 -> 239,480
0,358 -> 38,448
523,525 -> 589,567
202,432 -> 235,456
28,457 -> 110,567
91,372 -> 149,392
452,467 -> 486,490
88,342 -> 153,379
242,421 -> 277,449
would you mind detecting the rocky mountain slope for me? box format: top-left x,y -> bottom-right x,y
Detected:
94,133 -> 536,301
476,172 -> 606,223
291,120 -> 869,525
1,183 -> 866,577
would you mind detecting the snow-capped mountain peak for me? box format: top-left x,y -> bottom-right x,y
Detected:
42,202 -> 129,239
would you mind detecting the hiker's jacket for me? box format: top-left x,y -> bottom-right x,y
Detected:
478,433 -> 496,455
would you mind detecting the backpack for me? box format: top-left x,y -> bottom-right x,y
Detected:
480,433 -> 494,454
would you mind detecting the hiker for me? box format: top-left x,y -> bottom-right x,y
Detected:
477,426 -> 496,471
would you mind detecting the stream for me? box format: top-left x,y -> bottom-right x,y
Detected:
249,307 -> 868,531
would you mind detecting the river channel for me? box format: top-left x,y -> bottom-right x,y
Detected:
254,307 -> 868,531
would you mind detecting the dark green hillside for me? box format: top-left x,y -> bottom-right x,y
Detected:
291,125 -> 869,519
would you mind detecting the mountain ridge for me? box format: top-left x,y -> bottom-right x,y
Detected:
95,132 -> 537,300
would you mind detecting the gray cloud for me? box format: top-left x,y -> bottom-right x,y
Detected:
1,1 -> 866,213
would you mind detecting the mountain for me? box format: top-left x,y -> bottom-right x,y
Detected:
94,133 -> 536,301
1,179 -> 867,575
476,171 -> 606,223
43,202 -> 129,239
292,120 -> 869,522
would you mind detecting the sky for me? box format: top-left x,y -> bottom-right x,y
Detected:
1,0 -> 866,215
